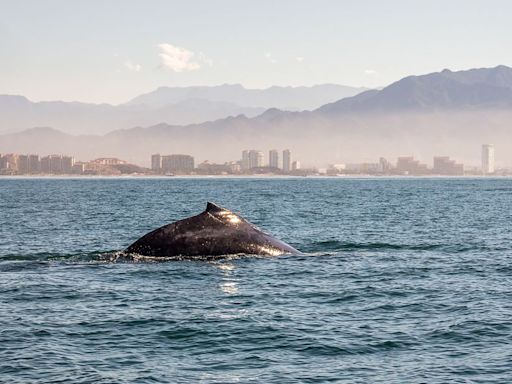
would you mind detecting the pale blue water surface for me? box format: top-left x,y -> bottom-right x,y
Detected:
0,177 -> 511,383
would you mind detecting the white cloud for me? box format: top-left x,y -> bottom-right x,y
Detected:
364,69 -> 377,75
124,60 -> 142,72
158,43 -> 203,72
296,56 -> 305,63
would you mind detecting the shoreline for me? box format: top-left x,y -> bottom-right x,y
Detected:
0,174 -> 511,180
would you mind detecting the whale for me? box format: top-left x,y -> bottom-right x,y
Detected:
125,202 -> 300,257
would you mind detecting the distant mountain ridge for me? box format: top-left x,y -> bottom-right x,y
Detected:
125,83 -> 369,110
0,95 -> 265,135
0,83 -> 366,135
318,65 -> 512,113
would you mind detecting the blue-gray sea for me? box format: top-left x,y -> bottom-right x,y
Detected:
1,177 -> 511,383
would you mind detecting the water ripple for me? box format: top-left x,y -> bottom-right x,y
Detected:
1,178 -> 512,383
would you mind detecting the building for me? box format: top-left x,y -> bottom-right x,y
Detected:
0,154 -> 18,172
282,149 -> 291,173
379,157 -> 392,173
151,154 -> 162,172
40,155 -> 60,173
396,156 -> 429,175
226,161 -> 241,173
62,156 -> 74,173
433,156 -> 464,175
269,150 -> 279,169
0,153 -> 39,174
161,154 -> 194,174
328,164 -> 346,172
292,160 -> 301,171
482,144 -> 495,174
17,155 -> 29,173
72,162 -> 86,174
38,155 -> 74,174
247,150 -> 264,169
28,155 -> 40,173
197,160 -> 231,174
346,163 -> 381,174
241,150 -> 250,171
91,158 -> 126,166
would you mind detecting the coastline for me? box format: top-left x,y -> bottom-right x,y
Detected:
1,174 -> 510,180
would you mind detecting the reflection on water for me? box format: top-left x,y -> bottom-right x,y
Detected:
220,281 -> 239,294
216,262 -> 239,294
216,263 -> 235,271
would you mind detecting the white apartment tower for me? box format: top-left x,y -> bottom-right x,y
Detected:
269,150 -> 279,169
482,144 -> 495,174
248,150 -> 264,169
282,149 -> 291,173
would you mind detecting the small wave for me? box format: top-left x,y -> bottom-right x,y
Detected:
0,251 -> 117,264
0,250 -> 297,265
113,251 -> 298,263
302,240 -> 509,254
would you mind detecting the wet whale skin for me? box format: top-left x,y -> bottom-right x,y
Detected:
125,202 -> 300,257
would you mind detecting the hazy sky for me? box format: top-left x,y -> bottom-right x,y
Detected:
1,0 -> 512,104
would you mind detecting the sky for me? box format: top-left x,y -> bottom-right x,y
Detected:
1,0 -> 512,104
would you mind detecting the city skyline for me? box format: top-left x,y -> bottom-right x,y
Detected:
0,144 -> 501,176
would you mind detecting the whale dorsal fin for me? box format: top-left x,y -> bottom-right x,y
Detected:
206,202 -> 226,213
205,202 -> 245,225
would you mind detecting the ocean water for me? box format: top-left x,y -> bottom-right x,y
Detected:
0,177 -> 511,383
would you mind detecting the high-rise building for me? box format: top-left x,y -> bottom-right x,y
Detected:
40,156 -> 50,173
49,155 -> 62,173
241,150 -> 250,171
49,155 -> 63,173
247,150 -> 264,169
256,151 -> 264,168
40,155 -> 72,174
282,149 -> 291,173
62,156 -> 74,173
18,155 -> 29,173
151,154 -> 162,172
161,154 -> 194,174
28,155 -> 40,173
292,160 -> 301,171
482,144 -> 495,174
0,154 -> 18,171
269,150 -> 279,169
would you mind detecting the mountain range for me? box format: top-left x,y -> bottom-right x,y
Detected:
319,65 -> 512,113
1,65 -> 512,166
0,84 -> 366,135
126,83 -> 369,110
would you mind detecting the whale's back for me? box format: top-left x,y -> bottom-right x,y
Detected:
125,202 -> 299,257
